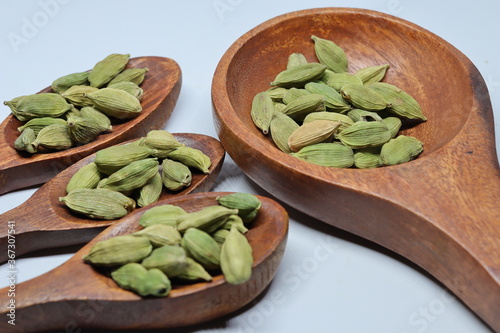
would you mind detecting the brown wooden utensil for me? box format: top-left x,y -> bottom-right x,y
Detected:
0,192 -> 288,332
0,56 -> 182,195
211,7 -> 500,331
0,133 -> 225,262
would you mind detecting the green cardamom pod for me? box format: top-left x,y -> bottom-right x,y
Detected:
290,142 -> 354,168
353,147 -> 382,169
176,205 -> 239,234
282,93 -> 326,121
266,86 -> 288,101
88,53 -> 130,88
141,244 -> 188,278
16,93 -> 72,119
221,214 -> 249,233
181,227 -> 221,271
80,106 -> 112,132
60,85 -> 99,107
288,120 -> 340,152
251,91 -> 275,134
144,130 -> 183,158
107,67 -> 149,86
269,112 -> 299,154
107,81 -> 144,100
340,84 -> 389,111
67,114 -> 104,144
83,235 -> 152,266
282,88 -> 311,105
382,116 -> 402,139
337,121 -> 392,149
380,135 -> 424,166
94,145 -> 156,175
368,82 -> 426,121
66,162 -> 102,193
326,72 -> 363,91
286,52 -> 308,69
220,225 -> 253,285
139,204 -> 187,228
133,224 -> 182,247
311,35 -> 348,73
167,146 -> 211,174
86,87 -> 142,119
136,172 -> 163,207
354,64 -> 389,85
161,158 -> 192,191
302,111 -> 353,134
347,109 -> 383,123
4,96 -> 30,121
59,188 -> 135,220
211,228 -> 230,245
32,123 -> 72,151
176,257 -> 212,282
98,158 -> 159,193
304,81 -> 351,113
111,263 -> 171,297
51,71 -> 89,93
17,117 -> 67,135
270,63 -> 327,88
14,127 -> 37,153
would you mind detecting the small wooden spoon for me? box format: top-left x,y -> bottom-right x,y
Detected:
0,133 -> 225,262
211,8 -> 500,331
0,192 -> 288,332
0,56 -> 182,195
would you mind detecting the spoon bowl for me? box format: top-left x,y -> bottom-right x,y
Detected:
0,133 -> 225,261
0,56 -> 182,195
212,8 -> 500,331
0,192 -> 288,332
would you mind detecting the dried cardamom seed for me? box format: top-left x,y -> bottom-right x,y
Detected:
311,35 -> 348,73
86,87 -> 142,119
290,142 -> 354,168
220,224 -> 253,285
98,158 -> 159,193
251,91 -> 274,134
380,135 -> 424,165
66,162 -> 102,193
59,188 -> 135,220
88,53 -> 130,88
139,204 -> 187,228
161,158 -> 192,191
136,172 -> 163,207
83,235 -> 152,266
181,227 -> 221,271
288,120 -> 341,152
270,62 -> 327,88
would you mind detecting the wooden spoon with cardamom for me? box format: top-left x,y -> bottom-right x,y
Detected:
0,192 -> 288,332
0,56 -> 182,195
0,133 -> 225,262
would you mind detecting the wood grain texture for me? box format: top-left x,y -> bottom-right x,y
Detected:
0,56 -> 182,195
0,133 -> 225,261
0,192 -> 288,332
211,8 -> 500,331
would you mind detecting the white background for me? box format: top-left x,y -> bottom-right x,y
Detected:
0,1 -> 499,332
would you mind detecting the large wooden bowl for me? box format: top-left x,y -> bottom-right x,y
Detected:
211,7 -> 500,331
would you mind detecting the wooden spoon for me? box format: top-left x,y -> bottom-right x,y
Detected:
0,192 -> 288,332
0,133 -> 225,262
0,56 -> 182,195
211,8 -> 500,331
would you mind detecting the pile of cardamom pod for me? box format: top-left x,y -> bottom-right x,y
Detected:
83,192 -> 261,296
251,35 -> 426,168
59,130 -> 212,219
4,53 -> 147,154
